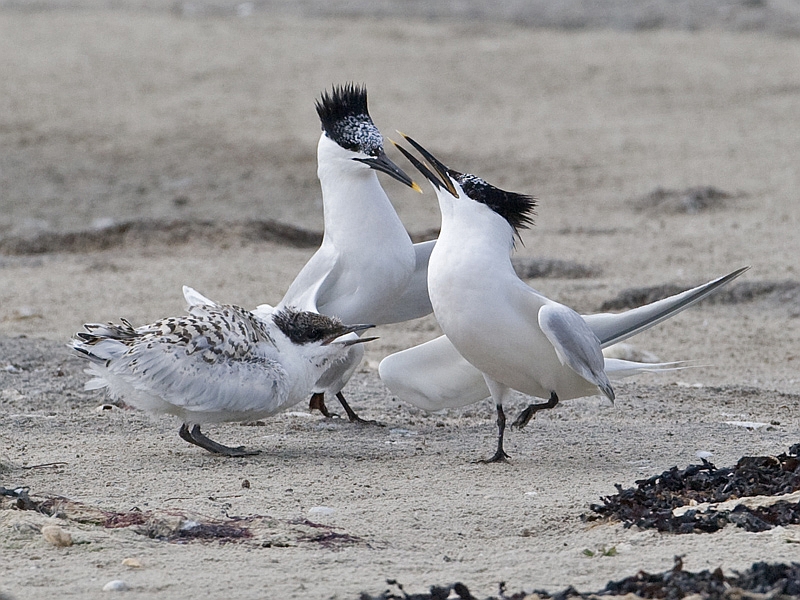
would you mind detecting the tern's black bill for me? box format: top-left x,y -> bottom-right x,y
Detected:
391,141 -> 444,191
353,151 -> 422,192
323,323 -> 376,345
340,335 -> 379,346
393,135 -> 458,197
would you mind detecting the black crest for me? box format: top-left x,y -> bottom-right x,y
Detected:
315,83 -> 383,155
455,172 -> 536,239
272,308 -> 346,345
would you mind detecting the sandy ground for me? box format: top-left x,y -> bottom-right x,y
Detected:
2,5 -> 800,599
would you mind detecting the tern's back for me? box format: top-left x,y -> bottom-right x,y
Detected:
75,304 -> 296,423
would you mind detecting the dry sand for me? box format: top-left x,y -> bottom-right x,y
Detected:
1,5 -> 800,599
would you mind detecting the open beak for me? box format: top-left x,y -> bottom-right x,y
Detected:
353,151 -> 423,193
390,134 -> 458,197
323,323 -> 377,346
340,335 -> 379,346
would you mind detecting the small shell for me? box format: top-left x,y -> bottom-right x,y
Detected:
41,525 -> 72,547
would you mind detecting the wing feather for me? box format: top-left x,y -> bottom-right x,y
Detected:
537,303 -> 614,401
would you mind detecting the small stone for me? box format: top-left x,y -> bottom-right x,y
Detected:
102,580 -> 129,592
41,525 -> 72,547
121,557 -> 142,568
308,506 -> 335,516
241,479 -> 251,489
0,388 -> 24,400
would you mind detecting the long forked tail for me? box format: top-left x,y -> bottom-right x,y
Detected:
584,266 -> 749,348
603,358 -> 695,380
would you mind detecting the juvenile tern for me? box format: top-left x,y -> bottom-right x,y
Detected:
71,290 -> 375,456
383,135 -> 747,462
266,84 -> 433,422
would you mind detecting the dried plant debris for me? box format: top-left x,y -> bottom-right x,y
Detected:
362,558 -> 800,599
511,257 -> 600,280
632,186 -> 735,214
585,444 -> 800,533
599,279 -> 800,311
361,580 -> 484,600
1,487 -> 362,548
573,557 -> 800,600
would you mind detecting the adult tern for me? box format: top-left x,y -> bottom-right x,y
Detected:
72,289 -> 375,456
264,84 -> 433,423
382,135 -> 747,462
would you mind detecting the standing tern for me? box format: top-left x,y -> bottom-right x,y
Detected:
71,289 -> 376,456
383,134 -> 747,462
263,84 -> 433,423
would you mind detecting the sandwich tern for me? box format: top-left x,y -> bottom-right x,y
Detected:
264,84 -> 433,423
381,135 -> 747,462
72,289 -> 375,456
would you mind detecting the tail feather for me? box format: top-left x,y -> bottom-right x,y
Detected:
603,358 -> 693,379
586,266 -> 749,348
83,365 -> 111,390
183,286 -> 218,308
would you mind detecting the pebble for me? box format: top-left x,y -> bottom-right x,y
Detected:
308,506 -> 335,516
41,525 -> 72,547
284,411 -> 315,418
389,428 -> 416,436
724,420 -> 768,429
121,557 -> 142,568
102,580 -> 129,592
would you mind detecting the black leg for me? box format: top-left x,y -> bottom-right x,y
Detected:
309,392 -> 338,418
336,392 -> 384,427
479,404 -> 509,463
178,424 -> 260,457
512,391 -> 559,429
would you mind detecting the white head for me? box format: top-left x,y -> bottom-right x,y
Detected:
315,83 -> 421,192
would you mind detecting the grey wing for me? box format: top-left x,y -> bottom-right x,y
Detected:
123,343 -> 291,415
379,334 -> 490,411
118,308 -> 290,415
377,239 -> 435,323
279,243 -> 341,313
538,303 -> 614,400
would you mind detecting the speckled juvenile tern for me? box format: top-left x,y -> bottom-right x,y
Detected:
259,84 -> 433,423
71,288 -> 375,456
380,135 -> 748,462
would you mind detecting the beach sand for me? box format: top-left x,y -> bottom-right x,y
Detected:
1,6 -> 800,598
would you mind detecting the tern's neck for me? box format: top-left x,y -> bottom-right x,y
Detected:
316,137 -> 410,247
275,336 -> 326,402
437,195 -> 516,261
